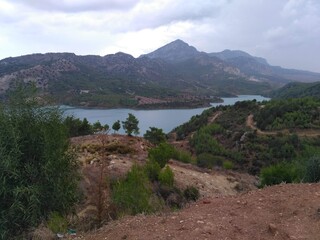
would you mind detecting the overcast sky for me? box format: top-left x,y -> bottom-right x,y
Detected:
0,0 -> 319,72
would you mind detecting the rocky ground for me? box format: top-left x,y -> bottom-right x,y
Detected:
78,183 -> 320,240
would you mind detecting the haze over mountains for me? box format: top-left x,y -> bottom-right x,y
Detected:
0,39 -> 319,107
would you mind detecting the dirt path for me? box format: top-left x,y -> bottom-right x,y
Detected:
79,183 -> 320,240
208,111 -> 222,124
246,114 -> 320,137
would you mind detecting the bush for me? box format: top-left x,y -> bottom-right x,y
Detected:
0,88 -> 79,239
172,148 -> 194,164
144,160 -> 161,182
304,156 -> 320,183
190,127 -> 223,155
223,160 -> 234,170
148,142 -> 194,166
158,166 -> 174,187
159,186 -> 185,209
183,186 -> 200,202
197,153 -> 224,168
112,165 -> 153,215
148,143 -> 175,168
260,162 -> 299,186
47,212 -> 68,234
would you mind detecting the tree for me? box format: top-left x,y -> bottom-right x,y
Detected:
64,116 -> 93,137
144,127 -> 166,145
0,88 -> 79,239
112,120 -> 121,134
93,120 -> 103,132
122,113 -> 139,136
79,117 -> 92,135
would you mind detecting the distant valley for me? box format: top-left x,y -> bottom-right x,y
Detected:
1,39 -> 319,108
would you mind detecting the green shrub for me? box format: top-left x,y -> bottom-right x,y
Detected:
172,148 -> 194,164
0,88 -> 79,239
148,143 -> 175,168
223,160 -> 234,170
304,156 -> 320,183
190,127 -> 223,155
159,166 -> 174,187
112,165 -> 153,215
47,212 -> 68,234
144,127 -> 166,145
183,186 -> 200,202
197,153 -> 224,168
148,142 -> 194,166
260,162 -> 299,186
144,160 -> 161,182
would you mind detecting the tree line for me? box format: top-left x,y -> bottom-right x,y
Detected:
63,113 -> 139,137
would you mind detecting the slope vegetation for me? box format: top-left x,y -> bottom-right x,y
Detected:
171,97 -> 320,175
270,81 -> 320,99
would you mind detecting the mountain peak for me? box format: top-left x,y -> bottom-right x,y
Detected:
142,39 -> 201,63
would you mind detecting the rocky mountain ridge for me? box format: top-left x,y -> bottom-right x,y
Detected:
1,39 -> 319,107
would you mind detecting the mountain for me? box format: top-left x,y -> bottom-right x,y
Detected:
1,39 -> 320,108
269,81 -> 320,99
209,49 -> 320,84
143,40 -> 320,86
210,49 -> 268,65
141,39 -> 202,63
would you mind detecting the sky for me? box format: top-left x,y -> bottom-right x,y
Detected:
0,0 -> 319,72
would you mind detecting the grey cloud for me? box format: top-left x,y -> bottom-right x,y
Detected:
0,0 -> 319,72
11,0 -> 140,12
112,0 -> 231,32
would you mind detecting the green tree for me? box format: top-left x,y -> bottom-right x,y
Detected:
122,113 -> 139,136
112,120 -> 121,134
144,127 -> 166,145
64,116 -> 93,137
93,120 -> 103,132
79,117 -> 93,135
0,88 -> 79,239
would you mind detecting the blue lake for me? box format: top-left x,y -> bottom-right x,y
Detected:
63,95 -> 269,135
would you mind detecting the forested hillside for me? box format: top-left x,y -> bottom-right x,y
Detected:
172,98 -> 320,179
269,81 -> 320,99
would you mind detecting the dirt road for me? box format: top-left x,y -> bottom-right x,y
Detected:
246,114 -> 320,137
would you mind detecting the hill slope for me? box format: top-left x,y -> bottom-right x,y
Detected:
80,183 -> 320,240
269,81 -> 320,99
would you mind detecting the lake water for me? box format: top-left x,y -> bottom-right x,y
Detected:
63,95 -> 269,135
